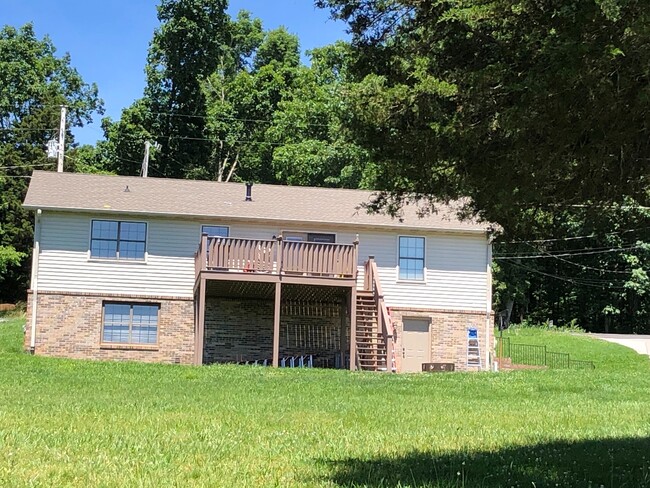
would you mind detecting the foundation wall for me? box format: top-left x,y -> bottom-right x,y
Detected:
25,290 -> 194,364
204,297 -> 345,366
390,307 -> 494,372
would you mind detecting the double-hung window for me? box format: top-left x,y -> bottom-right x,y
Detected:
398,236 -> 425,281
91,220 -> 147,260
102,302 -> 159,345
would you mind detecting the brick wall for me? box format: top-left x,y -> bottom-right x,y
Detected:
204,297 -> 346,367
23,291 -> 492,372
25,291 -> 195,364
390,308 -> 494,372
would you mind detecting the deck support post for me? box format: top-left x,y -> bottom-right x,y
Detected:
340,298 -> 347,370
272,281 -> 282,367
349,286 -> 357,371
195,276 -> 206,365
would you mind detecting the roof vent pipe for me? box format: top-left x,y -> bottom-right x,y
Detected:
245,182 -> 253,202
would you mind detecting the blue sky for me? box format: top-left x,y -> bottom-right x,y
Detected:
2,0 -> 348,145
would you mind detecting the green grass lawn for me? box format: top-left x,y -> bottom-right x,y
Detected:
1,318 -> 649,487
499,324 -> 647,371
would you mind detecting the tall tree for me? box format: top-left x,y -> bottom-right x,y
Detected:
318,0 -> 650,231
201,26 -> 303,183
145,0 -> 230,178
267,42 -> 375,188
104,3 -> 369,187
493,202 -> 650,333
197,11 -> 264,181
0,23 -> 102,300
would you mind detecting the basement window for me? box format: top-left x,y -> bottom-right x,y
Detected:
102,302 -> 159,345
90,220 -> 147,260
398,236 -> 425,281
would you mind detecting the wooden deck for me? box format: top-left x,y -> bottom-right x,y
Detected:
194,234 -> 359,286
193,234 -> 359,368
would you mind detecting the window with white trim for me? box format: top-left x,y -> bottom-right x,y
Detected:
102,302 -> 159,344
201,225 -> 229,238
398,236 -> 425,281
90,220 -> 147,260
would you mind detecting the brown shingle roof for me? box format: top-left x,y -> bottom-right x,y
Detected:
23,171 -> 487,233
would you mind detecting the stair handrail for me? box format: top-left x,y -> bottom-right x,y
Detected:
364,256 -> 395,371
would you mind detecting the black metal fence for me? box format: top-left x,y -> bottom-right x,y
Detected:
496,337 -> 595,370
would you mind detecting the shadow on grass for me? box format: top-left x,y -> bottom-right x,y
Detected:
320,437 -> 650,487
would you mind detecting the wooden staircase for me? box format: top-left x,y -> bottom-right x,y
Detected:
356,290 -> 388,371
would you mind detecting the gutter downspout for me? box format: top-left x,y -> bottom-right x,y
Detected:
485,237 -> 493,370
29,209 -> 42,353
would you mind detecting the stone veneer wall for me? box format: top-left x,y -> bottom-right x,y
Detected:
390,308 -> 494,372
25,291 -> 194,364
204,297 -> 345,366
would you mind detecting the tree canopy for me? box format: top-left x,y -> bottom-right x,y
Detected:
318,0 -> 650,232
101,3 -> 373,187
2,1 -> 648,332
0,23 -> 102,300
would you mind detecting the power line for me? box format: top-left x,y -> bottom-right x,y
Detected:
148,165 -> 166,177
519,243 -> 636,275
0,127 -> 58,132
501,258 -> 628,289
501,227 -> 650,244
149,111 -> 331,128
494,245 -> 646,259
163,134 -> 291,145
0,163 -> 56,170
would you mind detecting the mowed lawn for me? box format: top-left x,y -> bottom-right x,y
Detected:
1,319 -> 649,487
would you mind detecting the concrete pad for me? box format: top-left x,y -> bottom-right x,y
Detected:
591,334 -> 650,356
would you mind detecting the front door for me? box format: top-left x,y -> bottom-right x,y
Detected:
401,318 -> 430,372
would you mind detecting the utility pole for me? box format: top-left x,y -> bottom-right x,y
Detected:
141,141 -> 161,177
57,105 -> 67,173
141,141 -> 151,177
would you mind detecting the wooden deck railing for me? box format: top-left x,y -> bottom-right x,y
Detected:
364,256 -> 395,372
195,234 -> 358,279
282,240 -> 357,278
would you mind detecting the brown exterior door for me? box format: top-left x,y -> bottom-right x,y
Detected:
401,318 -> 430,372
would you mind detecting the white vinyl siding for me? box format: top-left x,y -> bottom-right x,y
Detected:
349,230 -> 488,312
36,211 -> 488,310
38,212 -> 197,297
